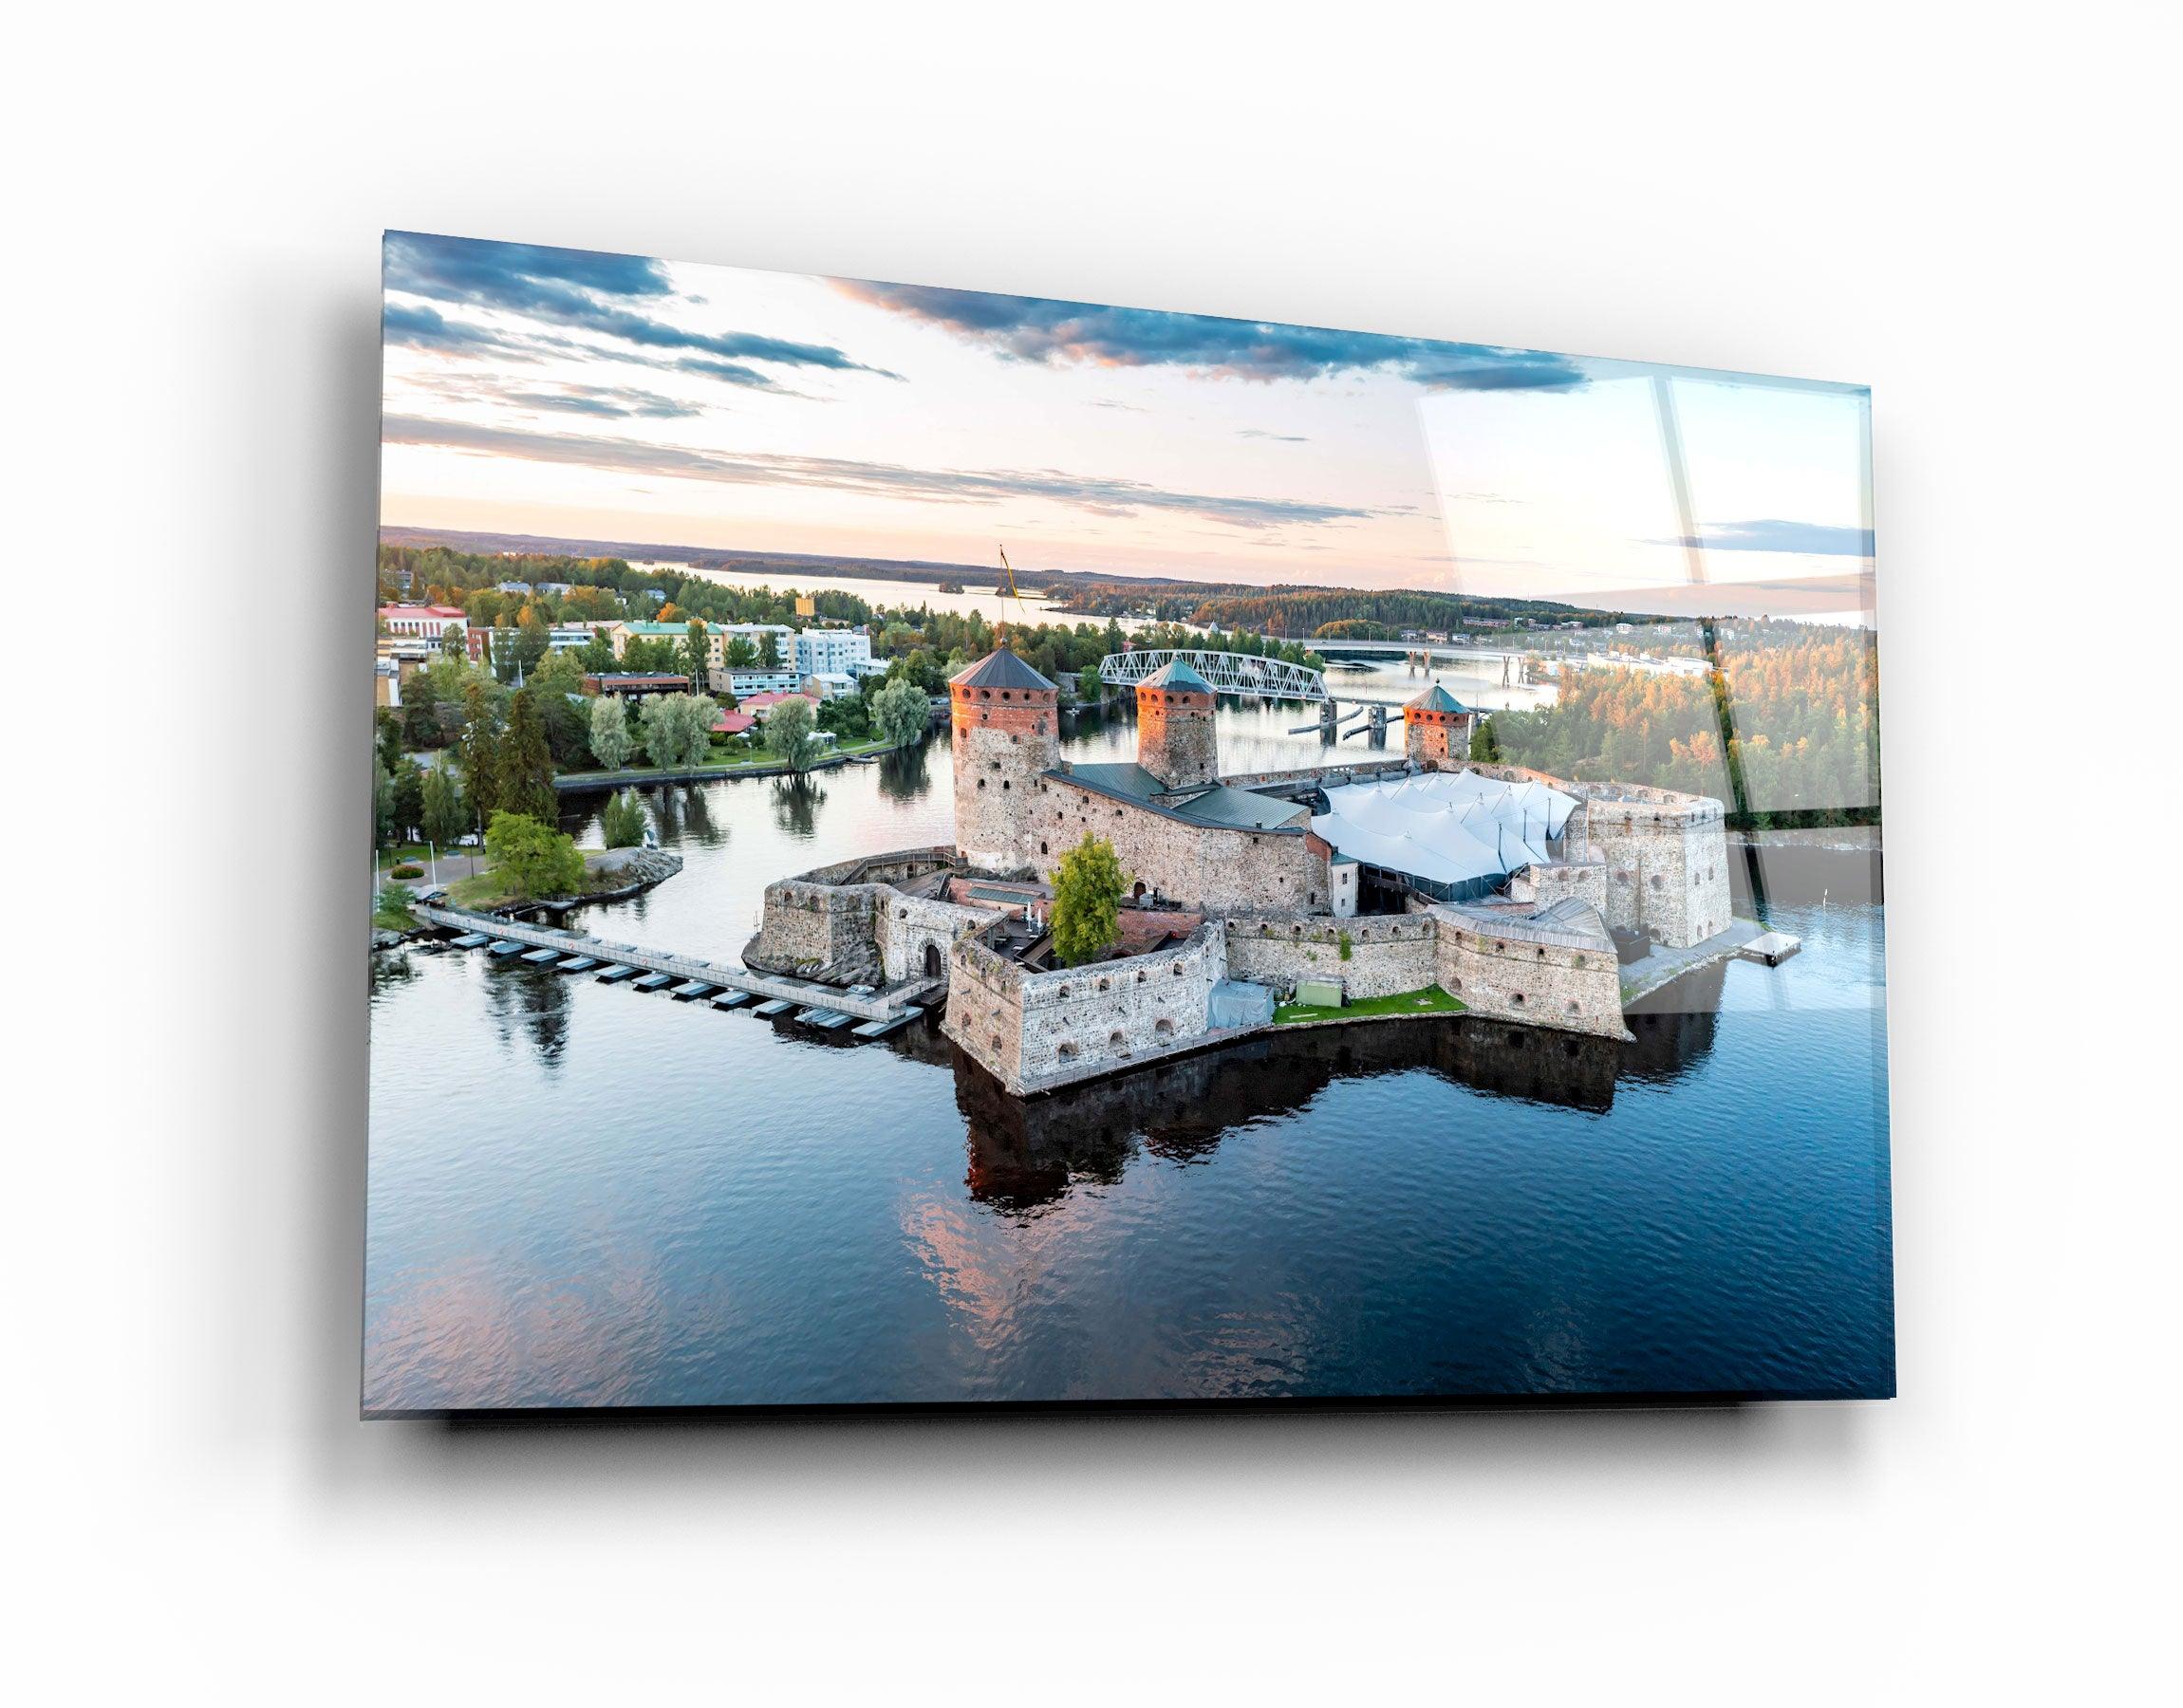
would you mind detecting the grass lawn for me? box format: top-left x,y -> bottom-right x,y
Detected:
1273,984 -> 1465,1026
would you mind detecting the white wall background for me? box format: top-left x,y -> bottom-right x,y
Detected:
9,3 -> 2174,1699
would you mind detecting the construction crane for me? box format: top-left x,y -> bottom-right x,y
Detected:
996,543 -> 1031,633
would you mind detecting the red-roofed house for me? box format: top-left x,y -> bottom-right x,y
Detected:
712,710 -> 756,736
378,603 -> 467,640
739,689 -> 821,720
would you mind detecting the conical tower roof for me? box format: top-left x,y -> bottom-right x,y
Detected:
1139,657 -> 1212,693
950,645 -> 1055,692
1405,681 -> 1471,714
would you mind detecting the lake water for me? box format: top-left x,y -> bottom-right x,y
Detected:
629,560 -> 1073,627
363,701 -> 1893,1411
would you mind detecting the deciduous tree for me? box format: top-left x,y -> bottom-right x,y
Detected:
485,810 -> 586,900
871,676 -> 929,749
1050,834 -> 1126,968
764,695 -> 818,772
588,695 -> 633,770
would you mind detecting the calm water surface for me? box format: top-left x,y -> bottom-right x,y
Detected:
364,698 -> 1893,1409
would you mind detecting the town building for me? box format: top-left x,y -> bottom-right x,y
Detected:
793,628 -> 872,678
582,672 -> 692,701
378,603 -> 467,641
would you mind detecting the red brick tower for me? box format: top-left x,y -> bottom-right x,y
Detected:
950,646 -> 1059,874
1135,657 -> 1220,789
1403,680 -> 1477,769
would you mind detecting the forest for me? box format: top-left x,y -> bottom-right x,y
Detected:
1055,583 -> 1665,635
1486,628 -> 1881,826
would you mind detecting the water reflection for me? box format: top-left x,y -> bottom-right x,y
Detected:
952,1014 -> 1667,1219
483,960 -> 573,1068
771,776 -> 826,838
875,739 -> 935,801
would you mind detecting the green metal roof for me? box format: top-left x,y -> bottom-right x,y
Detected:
1170,786 -> 1309,830
1405,681 -> 1473,714
1139,658 -> 1212,693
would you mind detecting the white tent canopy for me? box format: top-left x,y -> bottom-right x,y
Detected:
1312,769 -> 1578,898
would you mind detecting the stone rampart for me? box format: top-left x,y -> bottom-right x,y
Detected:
1430,905 -> 1628,1038
1222,912 -> 1440,1001
943,920 -> 1229,1096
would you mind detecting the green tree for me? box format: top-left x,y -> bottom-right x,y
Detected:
756,629 -> 780,670
588,695 -> 633,770
681,620 -> 713,691
438,622 -> 466,661
600,789 -> 648,849
724,634 -> 758,669
640,692 -> 715,770
455,679 -> 501,834
1077,663 -> 1103,704
1468,716 -> 1502,762
420,762 -> 467,849
1050,834 -> 1126,968
391,757 -> 426,843
485,811 -> 586,900
374,707 -> 403,773
871,676 -> 929,749
497,688 -> 558,821
764,695 -> 818,772
372,758 -> 396,846
578,628 -> 616,674
401,695 -> 440,750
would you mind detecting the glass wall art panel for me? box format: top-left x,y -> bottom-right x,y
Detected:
365,232 -> 1892,1415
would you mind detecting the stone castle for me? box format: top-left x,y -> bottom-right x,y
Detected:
746,646 -> 1736,1097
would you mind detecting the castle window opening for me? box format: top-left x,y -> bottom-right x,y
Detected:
1155,1017 -> 1176,1037
1056,1041 -> 1075,1060
1110,1030 -> 1127,1049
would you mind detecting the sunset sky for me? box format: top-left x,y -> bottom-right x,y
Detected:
380,232 -> 1875,619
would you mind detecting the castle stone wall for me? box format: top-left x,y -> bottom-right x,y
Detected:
944,920 -> 1229,1096
1430,907 -> 1628,1038
1032,775 -> 1331,914
1565,786 -> 1731,947
1506,861 -> 1609,914
1222,913 -> 1440,1001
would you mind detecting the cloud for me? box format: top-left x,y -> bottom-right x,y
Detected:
1239,429 -> 1308,441
382,302 -> 550,360
494,384 -> 704,420
382,415 -> 1378,529
833,280 -> 1587,390
1668,518 -> 1875,556
383,231 -> 899,378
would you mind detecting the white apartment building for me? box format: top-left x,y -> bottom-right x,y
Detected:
793,628 -> 872,678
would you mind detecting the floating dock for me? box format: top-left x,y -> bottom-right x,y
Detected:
670,981 -> 718,1001
450,932 -> 490,949
520,947 -> 563,965
851,1015 -> 912,1039
1738,931 -> 1803,967
797,1008 -> 854,1030
595,964 -> 638,984
488,940 -> 525,957
751,998 -> 793,1017
711,990 -> 754,1011
555,956 -> 599,974
632,973 -> 674,992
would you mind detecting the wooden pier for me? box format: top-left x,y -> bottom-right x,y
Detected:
416,902 -> 937,1023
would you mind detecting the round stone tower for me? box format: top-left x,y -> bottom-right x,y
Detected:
1403,680 -> 1476,770
1135,657 -> 1220,789
950,646 -> 1059,875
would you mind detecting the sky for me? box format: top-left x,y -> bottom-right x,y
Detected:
380,232 -> 1875,620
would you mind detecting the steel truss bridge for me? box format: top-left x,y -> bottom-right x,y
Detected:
1099,648 -> 1334,702
1098,648 -> 1430,741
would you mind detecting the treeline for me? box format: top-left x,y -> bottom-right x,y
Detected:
377,544 -> 876,633
1486,631 -> 1882,826
1056,583 -> 1663,635
863,609 -> 1322,696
